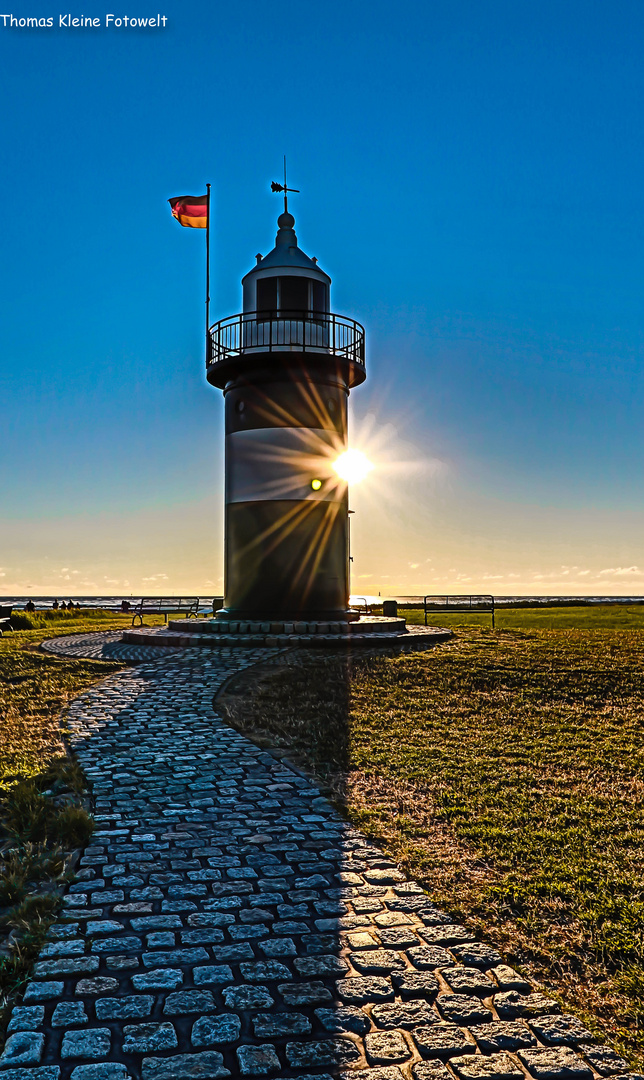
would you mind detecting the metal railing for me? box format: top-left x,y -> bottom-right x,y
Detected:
208,311 -> 365,369
423,594 -> 495,628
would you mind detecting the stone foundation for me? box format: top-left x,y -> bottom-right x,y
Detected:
122,615 -> 450,650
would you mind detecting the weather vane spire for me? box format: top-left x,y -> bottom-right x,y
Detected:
271,155 -> 300,213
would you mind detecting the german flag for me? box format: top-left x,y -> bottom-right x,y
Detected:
168,194 -> 208,228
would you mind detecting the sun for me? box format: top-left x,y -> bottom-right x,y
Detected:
332,448 -> 373,484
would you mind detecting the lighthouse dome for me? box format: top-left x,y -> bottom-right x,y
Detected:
242,211 -> 331,316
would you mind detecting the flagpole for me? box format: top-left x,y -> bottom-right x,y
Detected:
206,183 -> 211,364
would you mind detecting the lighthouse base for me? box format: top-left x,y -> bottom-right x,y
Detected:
122,616 -> 451,651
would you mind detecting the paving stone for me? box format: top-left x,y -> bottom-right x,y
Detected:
260,937 -> 297,957
192,1014 -> 242,1046
23,982 -> 64,1003
351,949 -> 407,973
444,967 -> 497,995
106,955 -> 139,970
0,1031 -> 45,1066
141,1051 -> 229,1078
578,1045 -> 631,1076
279,981 -> 332,1004
222,984 -> 274,1009
130,915 -> 182,931
412,1064 -> 453,1080
407,946 -> 453,969
33,957 -> 99,977
75,978 -> 119,995
236,1044 -> 281,1074
421,925 -> 475,945
530,1015 -> 596,1046
392,971 -> 440,999
86,920 -> 125,935
365,1030 -> 412,1063
495,992 -> 561,1019
40,938 -> 86,957
69,1067 -> 131,1080
492,965 -> 531,992
162,989 -> 216,1015
315,1006 -> 371,1034
379,928 -> 420,948
95,995 -> 154,1019
142,948 -> 208,967
6,1006 -> 45,1033
336,976 -> 395,1003
346,931 -> 379,949
450,1052 -> 524,1079
340,1070 -> 404,1080
364,869 -> 406,884
51,1002 -> 88,1026
451,943 -> 503,969
61,1027 -> 112,1059
413,1023 -> 475,1059
0,1070 -> 61,1080
91,936 -> 143,954
437,994 -> 494,1025
132,968 -> 184,990
188,912 -> 236,927
285,1038 -> 362,1067
239,960 -> 292,981
471,1021 -> 538,1052
293,955 -> 348,976
122,1022 -> 178,1052
252,1012 -> 312,1037
518,1048 -> 593,1079
371,1001 -> 438,1029
211,943 -> 255,963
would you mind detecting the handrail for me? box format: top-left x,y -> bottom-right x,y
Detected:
423,594 -> 495,628
208,311 -> 365,369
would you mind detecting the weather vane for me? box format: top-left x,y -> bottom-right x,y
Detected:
271,156 -> 299,213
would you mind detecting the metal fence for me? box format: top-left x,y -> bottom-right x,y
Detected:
208,311 -> 365,369
423,594 -> 495,627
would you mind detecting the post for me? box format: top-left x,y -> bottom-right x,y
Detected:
206,183 -> 211,363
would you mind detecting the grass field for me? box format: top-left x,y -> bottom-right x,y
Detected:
217,611 -> 644,1069
400,602 -> 644,630
0,610 -> 164,789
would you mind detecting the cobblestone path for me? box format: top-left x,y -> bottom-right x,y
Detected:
0,635 -> 637,1080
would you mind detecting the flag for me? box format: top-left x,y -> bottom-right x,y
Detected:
168,194 -> 208,228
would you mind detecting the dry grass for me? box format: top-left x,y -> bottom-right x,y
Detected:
217,623 -> 644,1068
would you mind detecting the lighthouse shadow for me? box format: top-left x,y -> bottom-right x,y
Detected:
214,651 -> 352,786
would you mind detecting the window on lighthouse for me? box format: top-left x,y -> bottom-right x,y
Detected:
256,277 -> 277,319
279,277 -> 308,317
311,280 -> 327,315
256,277 -> 329,320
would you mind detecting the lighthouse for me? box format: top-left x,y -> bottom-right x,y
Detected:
206,199 -> 366,621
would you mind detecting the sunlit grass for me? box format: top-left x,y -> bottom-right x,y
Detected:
397,603 -> 644,630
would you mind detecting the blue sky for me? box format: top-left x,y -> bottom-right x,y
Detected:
2,0 -> 644,595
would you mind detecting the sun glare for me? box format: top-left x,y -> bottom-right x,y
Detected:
332,448 -> 373,485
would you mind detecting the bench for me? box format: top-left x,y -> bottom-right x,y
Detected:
0,605 -> 13,636
131,598 -> 209,627
424,594 -> 495,628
